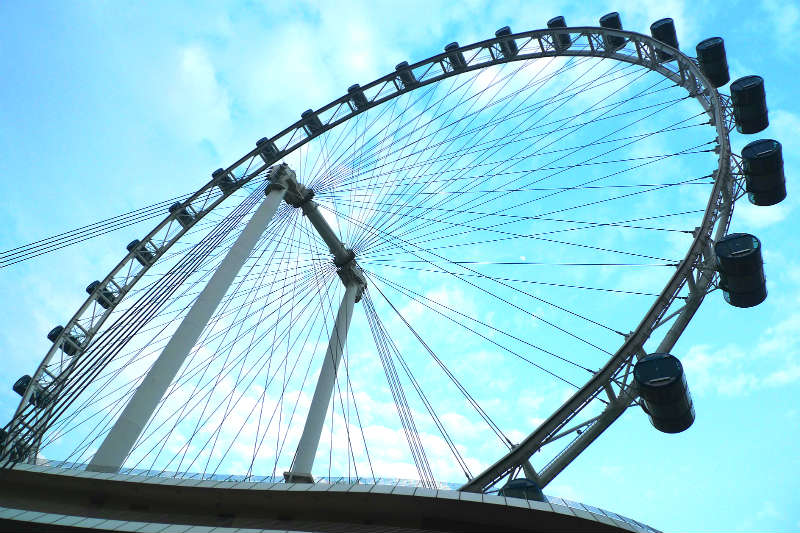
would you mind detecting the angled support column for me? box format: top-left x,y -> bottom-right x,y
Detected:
282,175 -> 366,483
88,164 -> 293,473
285,282 -> 359,483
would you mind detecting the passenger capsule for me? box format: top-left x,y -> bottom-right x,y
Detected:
498,478 -> 545,502
731,76 -> 769,134
126,239 -> 154,267
599,12 -> 625,52
168,202 -> 195,228
212,168 -> 236,195
255,137 -> 279,163
495,26 -> 519,59
395,61 -> 418,89
695,37 -> 730,88
742,139 -> 786,206
86,280 -> 116,309
46,325 -> 64,343
301,109 -> 323,135
741,139 -> 787,206
444,42 -> 467,71
650,18 -> 679,61
347,83 -> 369,111
715,233 -> 767,308
13,375 -> 49,408
634,353 -> 694,434
13,375 -> 31,398
547,16 -> 571,51
47,325 -> 80,356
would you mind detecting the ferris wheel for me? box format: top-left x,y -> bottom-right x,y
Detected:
1,12 -> 786,505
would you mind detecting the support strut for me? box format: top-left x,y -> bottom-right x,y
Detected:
88,165 -> 293,473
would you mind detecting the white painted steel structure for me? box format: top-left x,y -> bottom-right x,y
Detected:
87,165 -> 293,473
286,283 -> 358,483
3,24 -> 738,497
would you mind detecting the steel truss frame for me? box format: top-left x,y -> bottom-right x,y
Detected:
5,26 -> 734,492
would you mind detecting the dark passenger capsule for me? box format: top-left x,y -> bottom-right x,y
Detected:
395,61 -> 418,89
212,168 -> 236,195
599,12 -> 625,51
46,325 -> 64,343
634,353 -> 694,434
547,16 -> 571,51
168,202 -> 195,228
742,139 -> 786,206
127,239 -> 154,267
12,375 -> 32,397
731,76 -> 769,134
444,42 -> 467,71
498,478 -> 545,502
13,375 -> 50,408
86,280 -> 116,309
47,325 -> 80,356
495,26 -> 519,58
301,109 -> 323,135
256,137 -> 279,163
695,37 -> 730,88
650,18 -> 679,61
86,280 -> 115,309
715,233 -> 767,308
347,84 -> 369,111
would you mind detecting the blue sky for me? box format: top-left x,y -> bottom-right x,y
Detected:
0,1 -> 798,532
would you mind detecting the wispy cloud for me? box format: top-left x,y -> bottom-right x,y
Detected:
683,310 -> 800,396
160,45 -> 232,144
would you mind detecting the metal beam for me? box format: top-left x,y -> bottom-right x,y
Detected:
87,167 -> 291,473
301,201 -> 353,267
538,393 -> 633,486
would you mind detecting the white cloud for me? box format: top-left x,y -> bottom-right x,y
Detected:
733,200 -> 791,229
683,311 -> 800,396
769,109 -> 800,144
160,45 -> 232,144
761,0 -> 800,50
